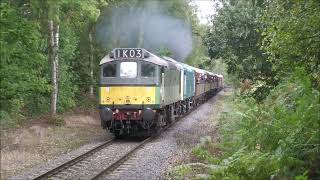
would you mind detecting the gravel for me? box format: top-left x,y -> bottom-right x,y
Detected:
1,113 -> 108,179
9,136 -> 111,180
102,92 -> 223,180
52,141 -> 140,179
10,91 -> 225,180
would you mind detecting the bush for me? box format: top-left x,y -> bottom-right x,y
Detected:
178,69 -> 320,179
0,2 -> 50,123
226,69 -> 319,178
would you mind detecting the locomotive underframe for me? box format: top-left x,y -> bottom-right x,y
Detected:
100,88 -> 220,137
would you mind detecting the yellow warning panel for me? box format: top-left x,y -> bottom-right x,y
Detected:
100,86 -> 157,105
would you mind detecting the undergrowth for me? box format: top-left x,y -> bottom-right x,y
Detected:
0,94 -> 97,130
170,69 -> 320,179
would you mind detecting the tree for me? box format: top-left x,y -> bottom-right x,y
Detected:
261,0 -> 320,90
0,0 -> 205,123
38,0 -> 104,115
0,1 -> 49,121
205,0 -> 320,99
47,0 -> 60,116
1,0 -> 105,122
205,0 -> 275,100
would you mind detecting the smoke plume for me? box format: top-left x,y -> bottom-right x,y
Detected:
96,1 -> 193,61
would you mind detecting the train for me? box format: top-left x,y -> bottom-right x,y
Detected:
99,48 -> 224,137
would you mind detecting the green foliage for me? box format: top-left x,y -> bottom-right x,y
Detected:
187,69 -> 320,179
205,1 -> 273,91
190,0 -> 320,179
169,165 -> 193,179
56,23 -> 78,112
192,146 -> 219,164
231,70 -> 319,178
261,0 -> 320,90
161,0 -> 320,179
0,2 -> 50,122
0,0 -> 106,124
205,0 -> 320,100
1,0 -> 203,126
158,47 -> 172,57
186,20 -> 210,69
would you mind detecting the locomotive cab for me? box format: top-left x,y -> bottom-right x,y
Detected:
100,60 -> 161,106
99,48 -> 168,137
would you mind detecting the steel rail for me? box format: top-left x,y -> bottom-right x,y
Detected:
91,99 -> 202,180
32,138 -> 115,180
33,91 -> 221,180
91,135 -> 154,180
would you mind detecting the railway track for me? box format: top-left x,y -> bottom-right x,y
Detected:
91,106 -> 198,179
31,98 -> 206,180
31,136 -> 153,180
32,138 -> 115,180
91,136 -> 154,180
31,126 -> 176,179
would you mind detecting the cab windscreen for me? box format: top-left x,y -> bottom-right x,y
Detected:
141,63 -> 156,78
120,62 -> 137,78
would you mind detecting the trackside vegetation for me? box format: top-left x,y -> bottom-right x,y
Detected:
1,0 -> 319,178
0,0 -> 202,127
186,70 -> 318,179
169,0 -> 320,179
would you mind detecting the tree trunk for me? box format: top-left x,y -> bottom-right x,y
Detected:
49,20 -> 59,116
89,31 -> 94,96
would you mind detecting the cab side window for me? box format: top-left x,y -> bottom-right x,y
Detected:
141,63 -> 155,78
103,64 -> 116,77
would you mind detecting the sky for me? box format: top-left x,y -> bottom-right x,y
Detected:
191,0 -> 216,24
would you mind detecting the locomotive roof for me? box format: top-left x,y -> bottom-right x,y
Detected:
162,56 -> 199,72
162,56 -> 183,70
99,49 -> 177,69
99,48 -> 223,76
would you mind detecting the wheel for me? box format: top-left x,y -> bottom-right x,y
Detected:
166,106 -> 175,123
155,114 -> 165,133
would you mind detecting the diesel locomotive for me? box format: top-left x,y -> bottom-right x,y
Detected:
99,48 -> 223,137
